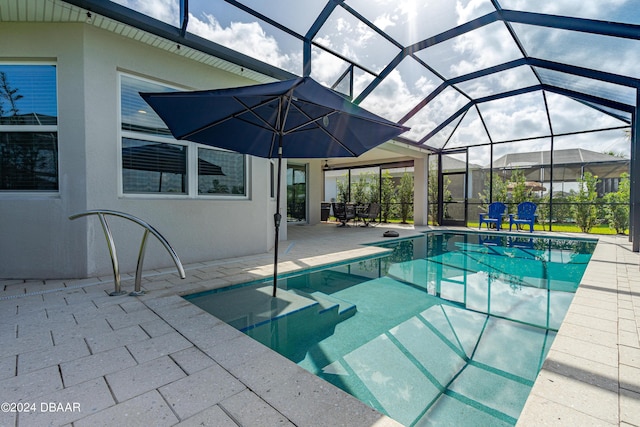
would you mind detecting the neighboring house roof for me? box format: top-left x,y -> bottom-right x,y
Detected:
492,148 -> 628,168
431,155 -> 482,172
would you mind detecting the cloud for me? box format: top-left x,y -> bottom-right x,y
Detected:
404,86 -> 470,141
554,129 -> 630,156
113,0 -> 300,73
546,93 -> 627,134
445,108 -> 491,152
358,69 -> 424,122
112,0 -> 178,24
313,7 -> 400,74
373,13 -> 396,31
455,0 -> 496,24
502,0 -> 630,18
310,40 -> 350,85
188,13 -> 300,73
455,66 -> 539,99
513,21 -> 640,79
449,22 -> 522,77
479,93 -> 550,142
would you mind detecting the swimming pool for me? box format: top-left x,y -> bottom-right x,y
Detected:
186,231 -> 596,426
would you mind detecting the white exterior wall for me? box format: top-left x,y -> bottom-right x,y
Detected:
0,22 -> 280,279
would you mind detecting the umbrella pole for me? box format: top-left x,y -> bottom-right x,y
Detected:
272,144 -> 283,298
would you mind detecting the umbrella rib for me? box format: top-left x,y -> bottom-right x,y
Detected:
292,96 -> 407,127
284,110 -> 335,134
234,95 -> 282,135
286,104 -> 359,157
180,95 -> 280,141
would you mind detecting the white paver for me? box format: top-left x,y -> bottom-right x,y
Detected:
1,225 -> 637,426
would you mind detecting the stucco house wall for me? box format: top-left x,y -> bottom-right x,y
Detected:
0,22 -> 282,279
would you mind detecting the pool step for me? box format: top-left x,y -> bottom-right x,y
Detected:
289,289 -> 357,320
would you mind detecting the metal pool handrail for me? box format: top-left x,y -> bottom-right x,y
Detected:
69,210 -> 186,296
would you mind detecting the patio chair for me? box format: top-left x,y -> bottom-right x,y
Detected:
509,202 -> 537,232
478,235 -> 502,246
357,202 -> 381,227
479,202 -> 506,231
332,202 -> 356,227
508,236 -> 534,248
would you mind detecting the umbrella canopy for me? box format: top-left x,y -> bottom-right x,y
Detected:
141,76 -> 409,297
141,77 -> 408,159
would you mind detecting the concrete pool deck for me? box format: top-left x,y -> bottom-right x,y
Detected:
0,223 -> 638,426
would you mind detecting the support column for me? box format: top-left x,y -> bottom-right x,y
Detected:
413,157 -> 429,226
303,39 -> 311,77
437,153 -> 444,225
631,88 -> 640,251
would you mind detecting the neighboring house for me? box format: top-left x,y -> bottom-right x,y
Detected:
431,149 -> 628,225
491,148 -> 629,196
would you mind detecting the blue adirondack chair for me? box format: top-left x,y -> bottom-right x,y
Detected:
479,202 -> 506,231
509,202 -> 537,232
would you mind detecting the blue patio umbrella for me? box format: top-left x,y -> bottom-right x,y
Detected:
141,76 -> 409,297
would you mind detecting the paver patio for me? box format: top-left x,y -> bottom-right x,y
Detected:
0,223 -> 638,426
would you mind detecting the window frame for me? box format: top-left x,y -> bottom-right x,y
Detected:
118,72 -> 249,199
121,135 -> 190,196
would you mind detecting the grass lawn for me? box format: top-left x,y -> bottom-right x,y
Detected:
468,221 -> 625,235
332,217 -> 627,235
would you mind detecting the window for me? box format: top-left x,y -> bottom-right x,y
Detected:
122,138 -> 186,193
198,148 -> 245,195
120,74 -> 247,197
0,64 -> 58,191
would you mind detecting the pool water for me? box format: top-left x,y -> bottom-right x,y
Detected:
186,232 -> 596,426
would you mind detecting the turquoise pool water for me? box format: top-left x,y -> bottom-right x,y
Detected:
186,232 -> 596,426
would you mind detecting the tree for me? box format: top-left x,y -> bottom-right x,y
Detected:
536,193 -> 551,231
380,170 -> 396,222
551,193 -> 572,223
0,71 -> 23,122
479,172 -> 507,210
351,174 -> 368,206
604,172 -> 630,234
398,171 -> 414,223
366,171 -> 380,204
428,166 -> 450,225
508,169 -> 529,209
570,172 -> 600,233
336,174 -> 349,202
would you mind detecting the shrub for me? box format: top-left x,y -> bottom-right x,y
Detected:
380,170 -> 396,222
398,171 -> 414,223
604,172 -> 630,234
570,172 -> 600,233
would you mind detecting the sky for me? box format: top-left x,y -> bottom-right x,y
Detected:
0,65 -> 57,117
111,0 -> 635,164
